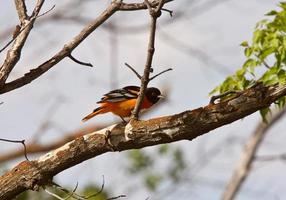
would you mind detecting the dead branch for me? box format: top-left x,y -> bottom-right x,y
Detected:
0,82 -> 286,199
221,106 -> 286,200
68,54 -> 93,67
149,68 -> 172,81
0,138 -> 28,161
124,63 -> 142,80
0,0 -> 173,95
255,153 -> 286,162
0,0 -> 44,87
0,124 -> 102,163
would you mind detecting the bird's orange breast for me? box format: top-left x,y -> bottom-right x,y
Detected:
100,97 -> 153,118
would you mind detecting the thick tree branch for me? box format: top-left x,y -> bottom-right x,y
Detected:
1,83 -> 286,199
221,106 -> 286,200
14,0 -> 28,23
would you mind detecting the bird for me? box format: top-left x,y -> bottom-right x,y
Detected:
82,86 -> 164,122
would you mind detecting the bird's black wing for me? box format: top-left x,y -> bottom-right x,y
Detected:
97,86 -> 140,103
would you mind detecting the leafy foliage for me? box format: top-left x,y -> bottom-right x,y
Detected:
211,2 -> 286,119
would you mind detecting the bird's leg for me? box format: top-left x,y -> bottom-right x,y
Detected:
119,116 -> 127,124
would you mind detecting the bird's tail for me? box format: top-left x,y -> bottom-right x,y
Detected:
82,107 -> 104,122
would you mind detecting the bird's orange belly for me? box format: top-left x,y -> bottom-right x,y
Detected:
101,98 -> 153,118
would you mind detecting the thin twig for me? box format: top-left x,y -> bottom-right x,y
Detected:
64,182 -> 79,200
85,175 -> 105,199
255,153 -> 286,162
0,23 -> 30,53
161,8 -> 173,17
44,188 -> 65,200
131,0 -> 166,119
209,90 -> 240,104
68,54 -> 93,67
52,182 -> 84,200
149,68 -> 172,81
0,4 -> 55,54
37,4 -> 56,18
124,63 -> 142,79
106,195 -> 127,200
262,60 -> 271,69
0,138 -> 29,161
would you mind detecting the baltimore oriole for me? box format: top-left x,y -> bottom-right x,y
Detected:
82,86 -> 164,122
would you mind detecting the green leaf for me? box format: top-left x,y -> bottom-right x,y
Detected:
145,174 -> 162,191
240,41 -> 249,47
266,10 -> 278,16
260,108 -> 270,123
244,47 -> 253,57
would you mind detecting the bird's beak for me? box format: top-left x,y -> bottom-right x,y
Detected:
158,94 -> 165,99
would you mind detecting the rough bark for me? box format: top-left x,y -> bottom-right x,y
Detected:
0,83 -> 286,199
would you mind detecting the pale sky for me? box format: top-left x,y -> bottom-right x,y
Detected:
0,0 -> 285,199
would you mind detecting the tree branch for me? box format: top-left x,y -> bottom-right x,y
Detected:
14,0 -> 28,23
1,82 -> 286,199
0,0 -> 172,95
221,106 -> 286,200
131,0 -> 165,119
0,0 -> 44,87
0,124 -> 102,163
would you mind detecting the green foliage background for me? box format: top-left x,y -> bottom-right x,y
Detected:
211,2 -> 286,120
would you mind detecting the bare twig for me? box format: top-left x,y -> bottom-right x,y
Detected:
221,107 -> 286,200
68,54 -> 93,67
44,187 -> 65,200
0,138 -> 29,161
255,153 -> 286,162
161,8 -> 173,17
149,68 -> 172,81
0,0 -> 173,95
0,26 -> 25,53
107,195 -> 126,200
124,63 -> 142,80
262,60 -> 271,69
64,182 -> 79,200
131,0 -> 166,119
84,175 -> 105,199
210,90 -> 240,104
0,124 -> 102,163
0,0 -> 45,87
0,4 -> 55,54
37,4 -> 56,18
52,182 -> 84,200
52,176 -> 124,200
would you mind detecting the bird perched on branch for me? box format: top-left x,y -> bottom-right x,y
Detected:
82,86 -> 164,122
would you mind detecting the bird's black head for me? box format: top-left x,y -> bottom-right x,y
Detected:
146,87 -> 163,104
